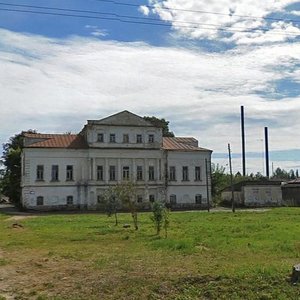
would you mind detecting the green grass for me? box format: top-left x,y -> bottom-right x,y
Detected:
0,208 -> 299,299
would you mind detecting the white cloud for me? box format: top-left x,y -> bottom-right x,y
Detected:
139,5 -> 150,16
146,0 -> 299,44
0,29 -> 300,173
85,25 -> 108,37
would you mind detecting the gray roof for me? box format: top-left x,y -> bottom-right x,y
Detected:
87,110 -> 155,127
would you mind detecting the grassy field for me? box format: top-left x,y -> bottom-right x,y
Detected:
0,208 -> 299,299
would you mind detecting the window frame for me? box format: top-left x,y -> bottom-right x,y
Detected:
182,166 -> 189,181
170,194 -> 177,204
97,165 -> 104,181
97,133 -> 104,143
67,195 -> 73,205
195,166 -> 201,181
109,134 -> 116,143
66,165 -> 74,181
149,166 -> 155,181
195,194 -> 202,204
136,134 -> 142,144
109,165 -> 116,181
36,165 -> 44,181
136,166 -> 143,181
123,134 -> 129,143
169,166 -> 176,181
37,196 -> 44,206
51,165 -> 59,181
122,166 -> 130,180
148,134 -> 154,143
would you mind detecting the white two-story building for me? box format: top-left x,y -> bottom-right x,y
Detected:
21,111 -> 212,210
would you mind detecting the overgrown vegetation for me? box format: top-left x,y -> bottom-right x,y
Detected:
0,208 -> 299,299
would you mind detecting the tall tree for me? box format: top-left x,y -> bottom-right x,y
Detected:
1,130 -> 36,205
143,116 -> 175,137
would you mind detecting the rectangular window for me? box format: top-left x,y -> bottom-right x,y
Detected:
37,196 -> 44,206
148,134 -> 154,143
149,166 -> 155,181
36,165 -> 44,181
195,194 -> 202,204
136,134 -> 142,143
195,166 -> 201,181
67,195 -> 73,205
97,165 -> 104,181
97,133 -> 104,142
123,134 -> 129,143
137,166 -> 143,181
66,165 -> 73,181
182,166 -> 189,181
169,166 -> 176,181
51,165 -> 59,181
110,134 -> 116,143
149,194 -> 155,202
109,166 -> 116,181
123,166 -> 130,180
170,194 -> 177,204
137,195 -> 143,203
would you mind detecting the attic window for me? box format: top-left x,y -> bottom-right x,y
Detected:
97,133 -> 104,142
148,134 -> 154,143
110,134 -> 116,143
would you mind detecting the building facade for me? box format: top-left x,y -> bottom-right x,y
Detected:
21,111 -> 212,210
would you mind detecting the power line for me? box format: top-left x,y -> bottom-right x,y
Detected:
0,5 -> 299,37
93,0 -> 300,24
1,2 -> 299,35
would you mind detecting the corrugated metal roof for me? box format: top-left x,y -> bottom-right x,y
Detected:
23,133 -> 88,149
162,137 -> 211,152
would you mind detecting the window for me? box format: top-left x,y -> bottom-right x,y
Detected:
97,133 -> 104,142
195,194 -> 202,204
109,166 -> 116,181
137,166 -> 143,181
149,194 -> 155,202
195,166 -> 201,181
170,194 -> 177,204
182,166 -> 189,181
123,134 -> 129,143
136,134 -> 142,143
169,166 -> 176,181
66,165 -> 73,181
67,195 -> 73,205
149,166 -> 155,181
37,196 -> 44,206
36,165 -> 44,181
148,134 -> 154,143
110,134 -> 116,143
123,166 -> 130,180
137,195 -> 143,203
51,165 -> 59,181
97,165 -> 104,181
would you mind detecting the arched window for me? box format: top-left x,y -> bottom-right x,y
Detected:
170,194 -> 177,204
195,194 -> 202,204
37,196 -> 44,206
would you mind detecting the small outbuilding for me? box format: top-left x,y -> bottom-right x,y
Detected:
221,180 -> 283,207
282,179 -> 300,206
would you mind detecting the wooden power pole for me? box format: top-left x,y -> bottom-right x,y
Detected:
205,158 -> 210,212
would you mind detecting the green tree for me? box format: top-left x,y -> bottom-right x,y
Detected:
1,130 -> 36,205
114,181 -> 139,230
143,116 -> 175,137
103,187 -> 121,226
150,201 -> 164,235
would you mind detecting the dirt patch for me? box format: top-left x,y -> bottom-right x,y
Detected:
5,215 -> 36,222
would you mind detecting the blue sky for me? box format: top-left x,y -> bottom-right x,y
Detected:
1,0 -> 300,174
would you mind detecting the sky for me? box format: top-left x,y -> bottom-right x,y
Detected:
1,0 -> 300,174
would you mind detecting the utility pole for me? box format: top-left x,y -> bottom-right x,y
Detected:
265,127 -> 270,178
228,143 -> 235,213
241,106 -> 246,176
205,158 -> 210,212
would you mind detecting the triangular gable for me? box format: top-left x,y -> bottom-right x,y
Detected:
88,110 -> 155,127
